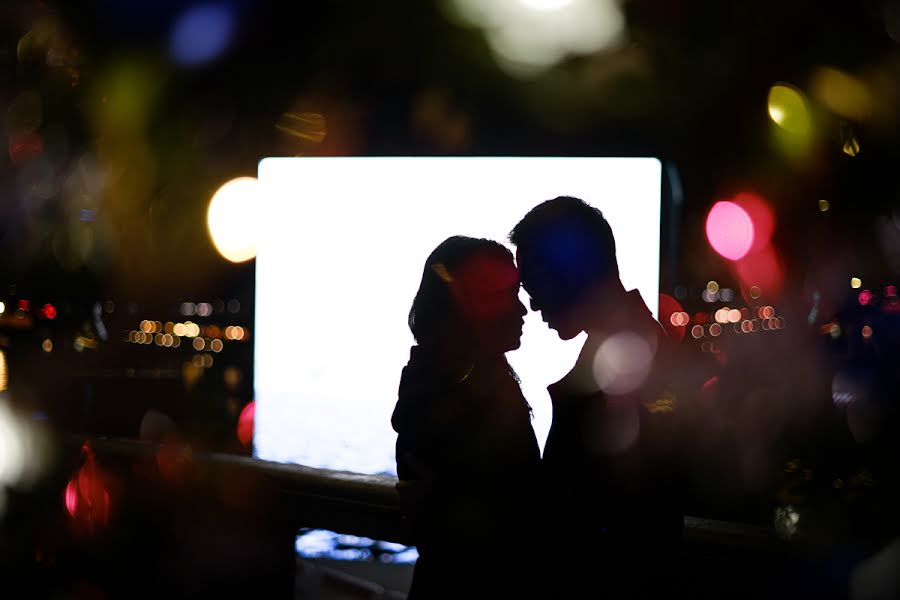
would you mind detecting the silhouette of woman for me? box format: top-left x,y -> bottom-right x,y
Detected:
391,236 -> 542,598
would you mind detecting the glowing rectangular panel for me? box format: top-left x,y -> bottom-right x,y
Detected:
255,157 -> 662,475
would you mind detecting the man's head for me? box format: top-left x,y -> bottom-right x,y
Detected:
510,196 -> 619,339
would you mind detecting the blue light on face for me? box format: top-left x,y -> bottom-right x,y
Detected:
169,4 -> 235,66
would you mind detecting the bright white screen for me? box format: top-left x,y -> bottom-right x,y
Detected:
254,157 -> 662,475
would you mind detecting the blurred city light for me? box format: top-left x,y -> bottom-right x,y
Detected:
842,131 -> 861,156
0,399 -> 26,487
767,84 -> 811,135
851,277 -> 862,289
444,0 -> 625,77
818,199 -> 830,212
774,505 -> 800,539
810,66 -> 872,123
275,112 -> 327,144
858,289 -> 874,305
0,395 -> 48,503
207,176 -> 260,263
706,200 -> 755,260
168,3 -> 236,67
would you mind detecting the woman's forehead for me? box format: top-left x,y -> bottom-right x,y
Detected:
456,252 -> 519,290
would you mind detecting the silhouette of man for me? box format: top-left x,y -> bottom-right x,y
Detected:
510,196 -> 683,597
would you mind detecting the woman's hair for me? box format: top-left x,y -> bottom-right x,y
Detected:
408,235 -> 530,416
408,235 -> 513,346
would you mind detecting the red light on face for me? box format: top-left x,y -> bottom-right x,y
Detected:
452,253 -> 520,320
706,201 -> 755,261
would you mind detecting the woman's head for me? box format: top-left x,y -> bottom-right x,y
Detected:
409,236 -> 526,354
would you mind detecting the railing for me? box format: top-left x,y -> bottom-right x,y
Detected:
73,436 -> 784,555
51,435 -> 798,598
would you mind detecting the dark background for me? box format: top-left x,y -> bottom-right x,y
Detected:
1,0 -> 899,550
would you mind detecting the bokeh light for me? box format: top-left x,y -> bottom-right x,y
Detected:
706,201 -> 755,261
658,293 -> 686,342
858,289 -> 874,305
207,176 -> 260,263
731,193 -> 774,253
64,443 -> 110,530
810,66 -> 872,122
736,246 -> 784,298
592,331 -> 655,395
169,3 -> 236,67
767,84 -> 811,135
851,277 -> 862,289
445,0 -> 625,77
237,401 -> 255,448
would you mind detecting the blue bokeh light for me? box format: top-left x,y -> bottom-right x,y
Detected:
168,3 -> 235,66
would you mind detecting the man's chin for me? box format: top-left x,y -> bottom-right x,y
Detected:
549,323 -> 580,340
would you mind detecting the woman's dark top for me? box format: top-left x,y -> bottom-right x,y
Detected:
391,345 -> 543,598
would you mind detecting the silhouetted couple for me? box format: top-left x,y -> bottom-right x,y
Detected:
392,196 -> 683,599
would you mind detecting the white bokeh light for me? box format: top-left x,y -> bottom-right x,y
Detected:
592,331 -> 655,395
446,0 -> 626,77
207,176 -> 260,263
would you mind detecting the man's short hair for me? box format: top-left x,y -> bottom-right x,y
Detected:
509,196 -> 619,291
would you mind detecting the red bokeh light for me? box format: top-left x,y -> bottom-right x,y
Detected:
42,303 -> 56,319
732,193 -> 774,253
735,246 -> 784,298
64,443 -> 110,530
237,401 -> 255,448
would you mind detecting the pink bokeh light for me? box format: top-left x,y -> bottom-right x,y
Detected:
706,201 -> 755,261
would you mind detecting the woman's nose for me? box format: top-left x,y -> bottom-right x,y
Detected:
517,297 -> 528,317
